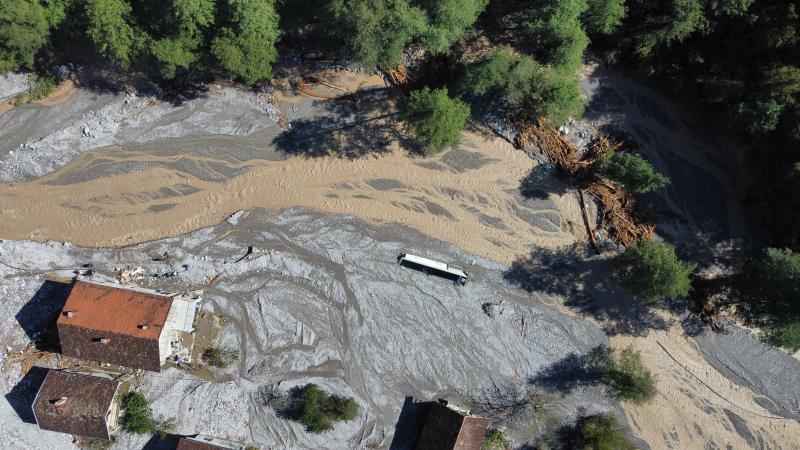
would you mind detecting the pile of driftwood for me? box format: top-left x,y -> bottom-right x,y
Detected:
517,119 -> 654,250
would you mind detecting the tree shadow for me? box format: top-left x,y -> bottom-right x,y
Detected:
5,366 -> 49,424
520,165 -> 569,200
15,280 -> 73,353
272,86 -> 425,158
503,245 -> 669,336
389,397 -> 433,450
528,345 -> 609,394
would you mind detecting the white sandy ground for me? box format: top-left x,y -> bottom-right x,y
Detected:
0,67 -> 798,449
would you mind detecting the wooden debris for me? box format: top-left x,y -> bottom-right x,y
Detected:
517,118 -> 654,247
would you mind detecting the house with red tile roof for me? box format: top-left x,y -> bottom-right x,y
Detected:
57,280 -> 200,372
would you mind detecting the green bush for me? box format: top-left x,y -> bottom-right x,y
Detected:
739,247 -> 800,350
574,413 -> 636,450
529,69 -> 585,125
29,74 -> 56,100
123,392 -> 156,435
615,240 -> 692,303
400,87 -> 470,155
481,428 -> 508,450
202,347 -> 239,368
460,49 -> 539,107
598,152 -> 670,193
602,346 -> 657,404
296,384 -> 359,433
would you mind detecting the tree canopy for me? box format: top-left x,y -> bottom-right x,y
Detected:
0,0 -> 65,71
615,240 -> 692,303
574,413 -> 637,450
400,87 -> 470,155
738,247 -> 800,349
602,346 -> 657,404
598,152 -> 670,193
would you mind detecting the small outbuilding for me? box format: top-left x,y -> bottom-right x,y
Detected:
176,435 -> 249,450
32,369 -> 123,439
57,280 -> 200,372
416,402 -> 491,450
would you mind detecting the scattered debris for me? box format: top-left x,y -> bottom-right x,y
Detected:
517,119 -> 654,247
115,266 -> 144,284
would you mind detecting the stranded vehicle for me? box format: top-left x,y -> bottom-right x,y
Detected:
397,253 -> 469,286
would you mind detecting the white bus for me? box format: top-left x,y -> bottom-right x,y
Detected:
397,253 -> 469,286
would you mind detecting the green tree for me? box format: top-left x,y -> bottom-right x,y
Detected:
85,0 -> 141,66
623,0 -> 707,58
733,97 -> 784,136
598,152 -> 670,193
212,0 -> 280,84
123,392 -> 157,435
574,413 -> 637,450
582,0 -> 625,35
328,0 -> 426,67
739,247 -> 800,349
0,0 -> 65,71
460,48 -> 539,107
603,346 -> 657,404
524,0 -> 589,72
421,0 -> 488,54
481,428 -> 508,450
529,69 -> 585,125
615,240 -> 692,303
296,384 -> 359,433
400,87 -> 470,155
148,0 -> 215,79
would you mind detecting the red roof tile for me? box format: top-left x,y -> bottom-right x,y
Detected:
57,281 -> 172,341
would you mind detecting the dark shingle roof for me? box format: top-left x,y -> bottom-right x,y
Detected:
176,436 -> 241,450
32,370 -> 119,439
416,402 -> 490,450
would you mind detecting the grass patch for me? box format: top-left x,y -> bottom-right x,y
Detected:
202,347 -> 239,368
13,74 -> 57,105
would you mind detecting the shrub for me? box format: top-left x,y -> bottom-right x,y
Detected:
603,346 -> 657,404
598,152 -> 670,193
615,240 -> 692,303
460,49 -> 539,107
202,347 -> 239,368
738,247 -> 800,350
400,87 -> 470,155
296,384 -> 359,433
29,74 -> 56,101
481,428 -> 509,450
123,392 -> 156,435
574,413 -> 636,450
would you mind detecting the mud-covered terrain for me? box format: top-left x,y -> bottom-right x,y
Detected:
1,208 -> 613,449
1,63 -> 799,450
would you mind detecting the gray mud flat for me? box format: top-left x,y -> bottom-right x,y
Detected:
1,208 -> 612,449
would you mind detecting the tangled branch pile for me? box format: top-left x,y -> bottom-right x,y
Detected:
517,119 -> 654,247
